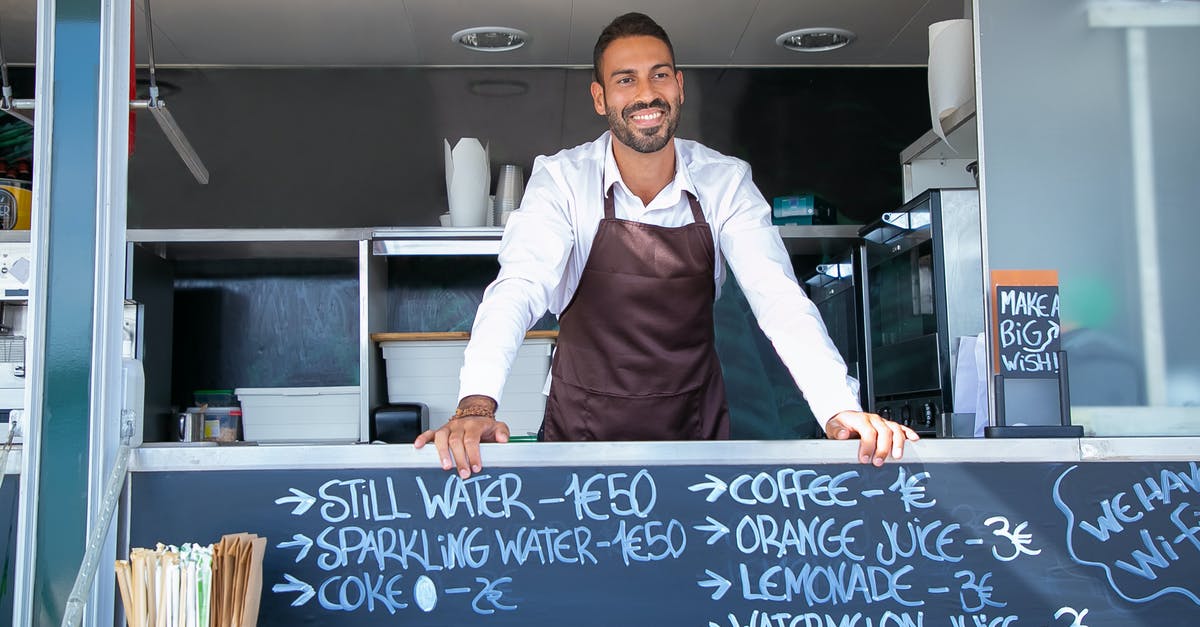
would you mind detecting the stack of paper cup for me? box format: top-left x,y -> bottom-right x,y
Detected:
495,165 -> 525,220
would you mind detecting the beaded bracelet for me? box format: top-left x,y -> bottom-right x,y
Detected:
452,405 -> 495,420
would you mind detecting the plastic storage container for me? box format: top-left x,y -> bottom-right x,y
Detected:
186,405 -> 241,442
771,193 -> 836,225
380,338 -> 553,436
234,386 -> 359,443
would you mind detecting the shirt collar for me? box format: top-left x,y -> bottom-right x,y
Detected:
601,131 -> 698,205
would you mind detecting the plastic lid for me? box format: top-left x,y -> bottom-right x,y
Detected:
186,406 -> 240,413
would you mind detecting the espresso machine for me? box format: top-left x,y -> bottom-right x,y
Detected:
858,189 -> 983,436
803,247 -> 868,407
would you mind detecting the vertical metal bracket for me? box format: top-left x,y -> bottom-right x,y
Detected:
0,15 -> 34,125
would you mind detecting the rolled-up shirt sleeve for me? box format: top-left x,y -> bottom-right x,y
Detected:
718,165 -> 861,428
458,157 -> 575,406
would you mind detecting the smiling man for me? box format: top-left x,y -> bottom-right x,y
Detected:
415,12 -> 918,477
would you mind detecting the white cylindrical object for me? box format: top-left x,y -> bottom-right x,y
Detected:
445,138 -> 490,227
927,19 -> 974,143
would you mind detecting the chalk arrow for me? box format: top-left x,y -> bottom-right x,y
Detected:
694,517 -> 730,545
688,474 -> 728,502
277,534 -> 314,562
273,574 -> 315,607
698,570 -> 732,601
275,488 -> 316,516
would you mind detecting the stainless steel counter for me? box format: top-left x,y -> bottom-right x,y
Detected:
129,436 -> 1199,472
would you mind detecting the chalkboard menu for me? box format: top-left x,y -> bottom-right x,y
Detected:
129,460 -> 1200,626
991,270 -> 1061,378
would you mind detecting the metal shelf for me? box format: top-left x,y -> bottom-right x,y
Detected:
1088,1 -> 1200,28
127,228 -> 366,260
371,226 -> 503,256
371,225 -> 861,257
777,224 -> 861,256
899,97 -> 977,164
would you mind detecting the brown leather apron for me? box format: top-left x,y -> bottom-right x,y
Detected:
540,188 -> 730,441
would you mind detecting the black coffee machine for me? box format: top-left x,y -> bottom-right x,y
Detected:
803,248 -> 867,409
858,189 -> 983,436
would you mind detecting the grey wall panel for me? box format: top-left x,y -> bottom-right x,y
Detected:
128,244 -> 176,442
128,67 -> 929,228
1151,30 -> 1200,408
978,0 -> 1200,410
169,259 -> 360,412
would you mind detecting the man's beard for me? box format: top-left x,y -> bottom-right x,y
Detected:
606,97 -> 681,154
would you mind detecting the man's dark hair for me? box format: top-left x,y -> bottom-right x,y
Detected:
592,12 -> 676,83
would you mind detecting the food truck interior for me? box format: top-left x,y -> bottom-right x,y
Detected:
0,2 -> 1197,625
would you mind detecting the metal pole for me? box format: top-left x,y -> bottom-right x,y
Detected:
60,444 -> 132,627
142,0 -> 158,105
1125,27 -> 1168,406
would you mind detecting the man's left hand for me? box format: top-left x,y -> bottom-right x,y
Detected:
825,411 -> 919,466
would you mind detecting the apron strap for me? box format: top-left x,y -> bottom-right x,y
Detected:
685,191 -> 705,225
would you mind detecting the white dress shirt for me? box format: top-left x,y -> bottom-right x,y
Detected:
459,131 -> 861,427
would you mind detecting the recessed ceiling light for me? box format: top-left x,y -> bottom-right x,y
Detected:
452,27 -> 529,52
776,28 -> 856,52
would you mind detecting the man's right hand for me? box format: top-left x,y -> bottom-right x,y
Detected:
413,395 -> 508,479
